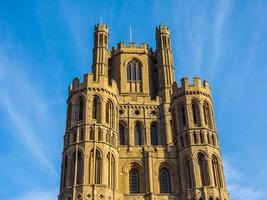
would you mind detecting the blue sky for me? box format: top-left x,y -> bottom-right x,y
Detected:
0,0 -> 266,199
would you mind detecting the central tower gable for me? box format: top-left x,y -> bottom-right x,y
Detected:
110,42 -> 157,97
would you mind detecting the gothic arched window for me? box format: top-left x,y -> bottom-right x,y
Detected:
160,167 -> 171,193
134,122 -> 142,145
198,153 -> 210,186
108,153 -> 116,189
106,100 -> 114,127
95,150 -> 101,184
192,100 -> 200,126
150,122 -> 158,145
70,152 -> 76,186
129,169 -> 140,193
203,102 -> 213,129
76,150 -> 84,184
78,96 -> 84,121
92,96 -> 101,122
127,60 -> 142,81
119,122 -> 126,145
177,104 -> 186,129
184,157 -> 192,188
212,155 -> 222,187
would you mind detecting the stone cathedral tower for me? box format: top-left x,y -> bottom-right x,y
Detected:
58,24 -> 229,200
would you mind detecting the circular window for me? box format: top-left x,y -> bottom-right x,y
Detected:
119,109 -> 124,115
150,110 -> 156,116
134,110 -> 140,115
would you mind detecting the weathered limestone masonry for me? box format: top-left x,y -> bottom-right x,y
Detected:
58,24 -> 229,200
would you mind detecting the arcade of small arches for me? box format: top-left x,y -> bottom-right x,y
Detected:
61,148 -> 116,190
61,150 -> 174,195
172,99 -> 214,133
66,94 -> 165,147
183,152 -> 224,190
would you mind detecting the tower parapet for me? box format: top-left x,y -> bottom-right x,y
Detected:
171,77 -> 212,102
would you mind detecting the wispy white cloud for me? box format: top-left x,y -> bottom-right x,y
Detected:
224,156 -> 267,200
0,39 -> 58,177
208,0 -> 230,79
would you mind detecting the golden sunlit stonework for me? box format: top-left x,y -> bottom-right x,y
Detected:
58,24 -> 229,200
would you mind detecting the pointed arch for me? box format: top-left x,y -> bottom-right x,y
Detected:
177,104 -> 186,129
69,151 -> 76,186
150,121 -> 158,145
203,101 -> 213,129
108,152 -> 116,189
76,150 -> 84,184
198,152 -> 210,186
183,157 -> 193,188
134,121 -> 143,145
192,100 -> 201,127
159,167 -> 171,193
77,96 -> 85,121
92,95 -> 101,122
95,149 -> 101,184
212,155 -> 223,187
119,121 -> 127,145
129,168 -> 140,193
106,99 -> 114,128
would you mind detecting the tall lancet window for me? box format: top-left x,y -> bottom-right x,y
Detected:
192,100 -> 200,126
150,122 -> 158,145
76,150 -> 84,184
92,96 -> 101,122
160,167 -> 171,193
184,157 -> 192,188
129,169 -> 140,193
212,155 -> 222,187
78,96 -> 84,121
105,100 -> 114,127
119,121 -> 126,145
127,60 -> 142,81
134,122 -> 142,145
198,153 -> 210,186
203,102 -> 213,129
95,150 -> 101,184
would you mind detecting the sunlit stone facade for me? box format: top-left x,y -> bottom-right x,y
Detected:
58,24 -> 229,200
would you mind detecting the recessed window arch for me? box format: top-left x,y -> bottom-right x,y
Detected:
70,151 -> 76,186
127,60 -> 142,81
203,102 -> 213,129
184,157 -> 192,188
150,122 -> 158,145
92,95 -> 101,122
198,153 -> 210,186
192,100 -> 201,126
134,122 -> 143,145
77,96 -> 85,121
119,121 -> 127,145
212,155 -> 222,187
129,168 -> 140,193
108,153 -> 116,189
159,167 -> 171,193
177,104 -> 186,129
106,99 -> 114,127
95,149 -> 102,184
76,150 -> 84,184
